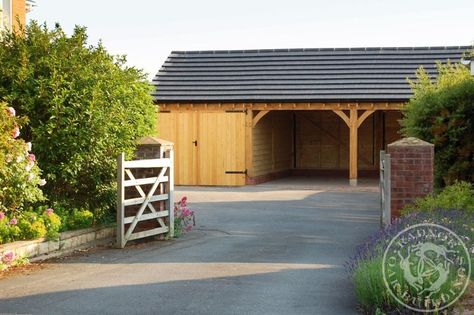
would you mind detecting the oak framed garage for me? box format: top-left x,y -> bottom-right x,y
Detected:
152,46 -> 468,186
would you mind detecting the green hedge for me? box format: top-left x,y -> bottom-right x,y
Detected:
0,22 -> 156,218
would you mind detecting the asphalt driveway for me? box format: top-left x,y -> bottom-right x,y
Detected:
0,178 -> 380,315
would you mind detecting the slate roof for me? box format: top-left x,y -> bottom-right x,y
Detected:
152,46 -> 471,102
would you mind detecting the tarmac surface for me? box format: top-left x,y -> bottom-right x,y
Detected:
0,177 -> 380,315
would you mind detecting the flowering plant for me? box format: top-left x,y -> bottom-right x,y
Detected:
345,209 -> 474,314
0,103 -> 45,214
0,207 -> 62,244
173,196 -> 195,237
0,250 -> 29,271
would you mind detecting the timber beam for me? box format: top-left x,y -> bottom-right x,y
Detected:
158,102 -> 404,112
252,110 -> 270,127
333,109 -> 375,185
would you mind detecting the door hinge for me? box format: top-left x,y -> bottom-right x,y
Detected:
225,169 -> 247,175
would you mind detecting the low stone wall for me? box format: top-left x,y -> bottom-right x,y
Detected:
0,226 -> 115,261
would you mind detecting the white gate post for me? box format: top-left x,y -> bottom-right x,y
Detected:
380,151 -> 391,227
117,153 -> 125,248
384,153 -> 391,226
166,146 -> 174,237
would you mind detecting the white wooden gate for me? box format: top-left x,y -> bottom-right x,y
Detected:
379,150 -> 391,226
117,151 -> 174,248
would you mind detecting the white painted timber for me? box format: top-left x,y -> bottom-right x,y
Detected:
129,227 -> 169,241
123,194 -> 169,207
123,176 -> 169,187
117,147 -> 174,248
124,211 -> 169,224
123,158 -> 171,169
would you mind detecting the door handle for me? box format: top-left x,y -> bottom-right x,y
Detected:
193,140 -> 198,147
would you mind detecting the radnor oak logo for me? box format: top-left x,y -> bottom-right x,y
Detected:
382,223 -> 471,312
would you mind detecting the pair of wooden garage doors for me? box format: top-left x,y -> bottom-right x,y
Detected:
158,111 -> 246,186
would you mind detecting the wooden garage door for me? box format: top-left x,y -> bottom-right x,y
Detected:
157,111 -> 246,186
158,112 -> 198,185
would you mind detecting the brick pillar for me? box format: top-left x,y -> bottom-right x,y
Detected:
388,137 -> 434,218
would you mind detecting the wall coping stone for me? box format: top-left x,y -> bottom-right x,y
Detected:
388,137 -> 434,147
138,136 -> 173,146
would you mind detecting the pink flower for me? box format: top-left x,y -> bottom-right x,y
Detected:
28,154 -> 36,162
180,196 -> 187,207
182,208 -> 191,217
6,107 -> 15,117
0,212 -> 5,220
28,173 -> 35,181
45,208 -> 54,216
26,161 -> 34,171
9,218 -> 17,225
185,224 -> 193,232
12,126 -> 20,139
1,251 -> 15,264
39,179 -> 47,186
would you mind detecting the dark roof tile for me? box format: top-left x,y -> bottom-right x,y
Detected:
152,46 -> 471,102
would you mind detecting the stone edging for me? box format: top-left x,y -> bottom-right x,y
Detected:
0,226 -> 116,262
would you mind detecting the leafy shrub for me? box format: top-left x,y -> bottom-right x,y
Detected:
0,208 -> 62,244
0,213 -> 20,244
346,210 -> 473,314
0,22 -> 156,218
36,205 -> 94,232
0,103 -> 44,214
43,210 -> 61,240
16,211 -> 47,239
403,181 -> 474,214
174,196 -> 195,238
401,61 -> 474,187
66,209 -> 94,230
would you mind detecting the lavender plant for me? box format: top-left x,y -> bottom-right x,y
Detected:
346,209 -> 474,314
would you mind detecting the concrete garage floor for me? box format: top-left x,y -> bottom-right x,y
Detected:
0,177 -> 380,315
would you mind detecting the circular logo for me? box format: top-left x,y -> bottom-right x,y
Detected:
382,223 -> 471,313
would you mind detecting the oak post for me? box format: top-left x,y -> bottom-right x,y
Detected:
349,109 -> 358,185
245,110 -> 254,179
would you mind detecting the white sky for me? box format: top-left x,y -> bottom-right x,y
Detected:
29,0 -> 474,80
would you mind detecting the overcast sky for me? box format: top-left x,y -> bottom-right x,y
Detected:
29,0 -> 474,80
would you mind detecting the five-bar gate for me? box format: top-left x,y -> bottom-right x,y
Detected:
117,151 -> 174,248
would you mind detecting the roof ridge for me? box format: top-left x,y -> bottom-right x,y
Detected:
171,45 -> 472,55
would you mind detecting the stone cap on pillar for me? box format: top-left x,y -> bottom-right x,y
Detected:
138,136 -> 174,148
387,137 -> 434,148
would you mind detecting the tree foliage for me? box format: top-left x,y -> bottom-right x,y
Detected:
0,22 -> 156,215
401,62 -> 474,187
